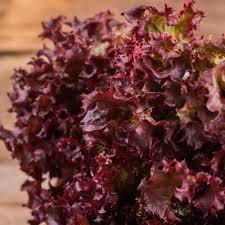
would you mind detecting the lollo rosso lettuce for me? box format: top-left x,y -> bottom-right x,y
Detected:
1,0 -> 225,224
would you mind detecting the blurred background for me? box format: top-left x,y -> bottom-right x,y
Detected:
0,0 -> 224,224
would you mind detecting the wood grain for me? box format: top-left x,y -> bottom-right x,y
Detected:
0,0 -> 224,53
0,0 -> 224,224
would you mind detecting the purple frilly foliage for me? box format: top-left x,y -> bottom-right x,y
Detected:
1,1 -> 225,224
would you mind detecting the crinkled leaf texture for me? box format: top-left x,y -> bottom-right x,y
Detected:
138,159 -> 189,222
1,1 -> 225,225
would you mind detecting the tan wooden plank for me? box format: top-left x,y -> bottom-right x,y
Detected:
0,205 -> 29,225
0,143 -> 12,163
0,164 -> 27,204
0,0 -> 224,53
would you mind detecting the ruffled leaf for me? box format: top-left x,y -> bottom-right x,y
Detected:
138,159 -> 189,222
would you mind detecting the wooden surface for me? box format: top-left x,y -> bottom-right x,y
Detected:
0,0 -> 224,224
